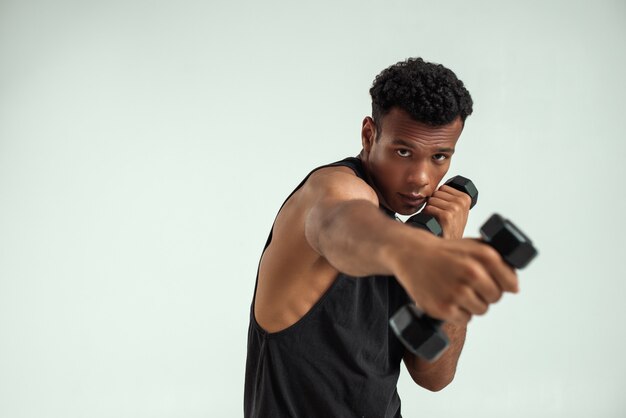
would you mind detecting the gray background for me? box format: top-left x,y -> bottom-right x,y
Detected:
1,0 -> 625,417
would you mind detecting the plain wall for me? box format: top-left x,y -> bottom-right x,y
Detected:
1,0 -> 625,416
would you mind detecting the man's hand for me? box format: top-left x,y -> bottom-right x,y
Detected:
388,234 -> 519,326
420,184 -> 473,240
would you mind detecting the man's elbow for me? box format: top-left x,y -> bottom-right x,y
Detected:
405,351 -> 461,392
412,372 -> 455,392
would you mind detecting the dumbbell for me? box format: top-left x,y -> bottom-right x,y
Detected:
388,175 -> 478,362
389,212 -> 538,362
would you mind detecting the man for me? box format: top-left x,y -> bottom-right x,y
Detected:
244,58 -> 518,417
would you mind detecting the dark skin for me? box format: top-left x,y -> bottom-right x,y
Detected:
254,107 -> 518,391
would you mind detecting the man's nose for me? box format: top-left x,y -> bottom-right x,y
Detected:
406,165 -> 430,191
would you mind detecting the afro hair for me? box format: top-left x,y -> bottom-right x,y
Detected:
370,58 -> 473,129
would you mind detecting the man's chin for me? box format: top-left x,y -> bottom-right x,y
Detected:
395,201 -> 427,216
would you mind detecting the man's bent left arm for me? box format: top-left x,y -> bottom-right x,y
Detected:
403,182 -> 473,391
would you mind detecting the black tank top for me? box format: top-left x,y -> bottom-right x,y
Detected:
244,157 -> 410,418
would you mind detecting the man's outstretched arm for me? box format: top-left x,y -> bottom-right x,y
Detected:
303,167 -> 518,326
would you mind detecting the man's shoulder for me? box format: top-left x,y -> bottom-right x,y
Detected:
304,163 -> 376,204
308,164 -> 358,181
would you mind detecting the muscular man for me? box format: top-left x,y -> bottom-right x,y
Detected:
244,58 -> 518,417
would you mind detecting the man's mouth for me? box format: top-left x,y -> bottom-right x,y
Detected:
399,193 -> 427,207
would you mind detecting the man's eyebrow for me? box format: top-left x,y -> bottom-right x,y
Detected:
391,138 -> 455,153
391,138 -> 416,148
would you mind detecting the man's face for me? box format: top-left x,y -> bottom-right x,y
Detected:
360,108 -> 464,216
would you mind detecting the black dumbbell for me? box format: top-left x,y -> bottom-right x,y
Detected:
390,212 -> 538,362
389,176 -> 478,362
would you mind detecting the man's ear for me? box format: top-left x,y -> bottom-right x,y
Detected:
361,117 -> 377,153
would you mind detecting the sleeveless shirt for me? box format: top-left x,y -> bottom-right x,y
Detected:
244,157 -> 411,418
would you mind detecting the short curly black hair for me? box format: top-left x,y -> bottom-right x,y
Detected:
370,57 -> 473,133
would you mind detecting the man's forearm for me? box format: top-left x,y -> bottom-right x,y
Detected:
405,322 -> 467,391
307,199 -> 432,278
437,322 -> 467,379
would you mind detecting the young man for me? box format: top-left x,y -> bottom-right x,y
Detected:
244,58 -> 518,417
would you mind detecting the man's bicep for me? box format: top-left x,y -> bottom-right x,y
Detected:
302,168 -> 379,255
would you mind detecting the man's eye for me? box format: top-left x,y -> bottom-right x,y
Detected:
433,154 -> 448,162
396,149 -> 411,158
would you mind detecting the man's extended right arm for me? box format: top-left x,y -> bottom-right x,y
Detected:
302,167 -> 518,326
